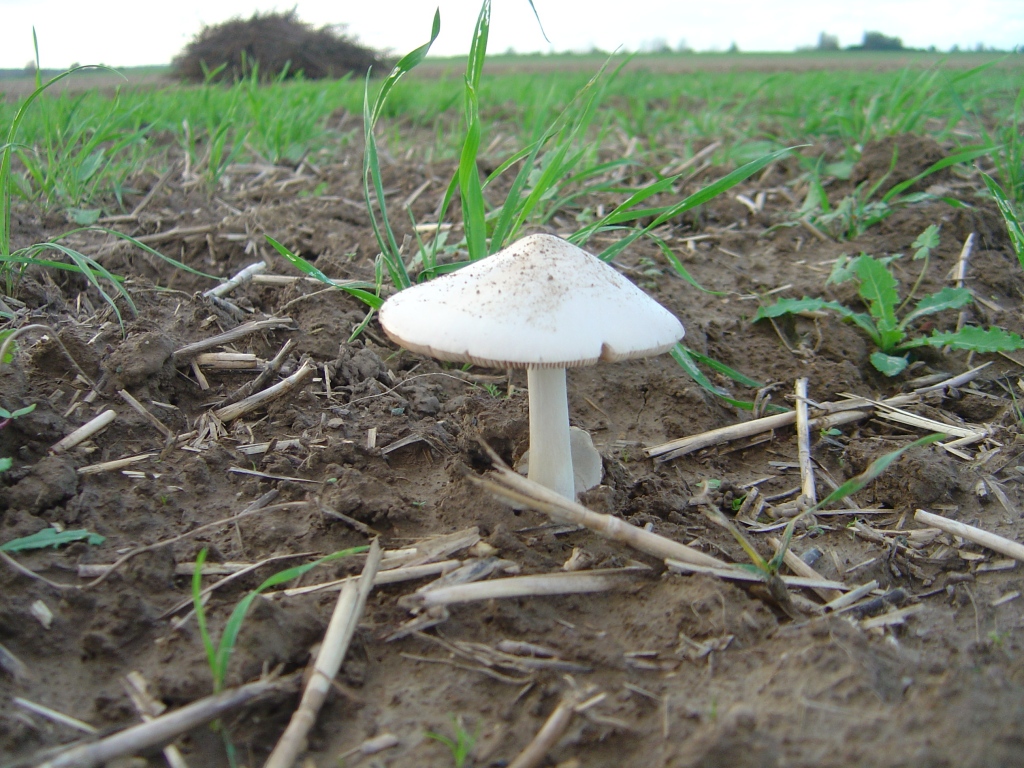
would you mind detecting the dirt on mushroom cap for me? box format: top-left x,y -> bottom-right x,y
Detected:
379,234 -> 685,368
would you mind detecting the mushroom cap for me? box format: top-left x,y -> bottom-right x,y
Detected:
379,234 -> 684,368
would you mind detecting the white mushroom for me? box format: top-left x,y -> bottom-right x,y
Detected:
378,234 -> 684,499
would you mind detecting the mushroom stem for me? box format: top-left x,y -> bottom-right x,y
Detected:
526,367 -> 574,499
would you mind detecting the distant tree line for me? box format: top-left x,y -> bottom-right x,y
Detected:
815,30 -> 1020,53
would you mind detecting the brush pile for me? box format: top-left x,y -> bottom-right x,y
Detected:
172,10 -> 392,83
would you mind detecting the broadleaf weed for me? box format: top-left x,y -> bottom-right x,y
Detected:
754,227 -> 1024,375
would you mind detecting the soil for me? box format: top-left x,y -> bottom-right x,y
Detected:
2,126 -> 1024,768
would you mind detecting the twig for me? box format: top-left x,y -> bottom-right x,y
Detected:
472,448 -> 726,569
78,453 -> 157,475
659,140 -> 721,177
647,365 -> 992,461
36,674 -> 300,768
237,438 -> 306,455
507,696 -> 578,768
122,672 -> 190,768
665,559 -> 847,591
131,224 -> 217,245
860,603 -> 923,630
1,550 -> 77,590
227,466 -> 322,484
870,399 -> 981,439
800,216 -> 832,243
274,560 -> 462,598
221,339 -> 295,407
821,580 -> 879,613
794,378 -> 816,506
914,509 -> 1024,562
158,552 -> 318,622
50,410 -> 116,454
335,734 -> 400,763
264,540 -> 383,768
647,407 -> 871,461
0,640 -> 30,682
404,569 -> 640,610
766,535 -> 840,602
171,317 -> 295,364
952,233 -> 976,336
204,261 -> 267,298
117,389 -> 175,439
14,698 -> 97,734
214,360 -> 314,422
194,352 -> 261,369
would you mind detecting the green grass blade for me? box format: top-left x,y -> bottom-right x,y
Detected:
16,241 -> 135,325
649,234 -> 724,295
671,343 -> 729,397
456,1 -> 491,260
2,65 -> 120,260
265,235 -> 383,309
684,348 -> 762,388
881,145 -> 993,203
670,343 -> 786,413
362,9 -> 441,288
191,548 -> 218,687
981,171 -> 1024,268
583,147 -> 797,262
212,546 -> 367,690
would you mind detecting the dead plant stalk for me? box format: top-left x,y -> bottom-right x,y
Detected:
263,539 -> 383,768
471,455 -> 726,568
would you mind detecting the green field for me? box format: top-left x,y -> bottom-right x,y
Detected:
1,51 -> 1021,216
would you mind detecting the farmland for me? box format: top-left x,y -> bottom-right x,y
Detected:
2,43 -> 1024,766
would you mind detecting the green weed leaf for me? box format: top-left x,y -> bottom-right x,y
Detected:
853,254 -> 901,350
911,224 -> 940,259
1,528 -> 105,552
899,287 -> 972,328
752,296 -> 843,321
67,208 -> 101,226
903,326 -> 1024,353
870,351 -> 909,376
0,403 -> 36,419
826,254 -> 856,286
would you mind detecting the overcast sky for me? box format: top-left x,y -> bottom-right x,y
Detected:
1,0 -> 1021,69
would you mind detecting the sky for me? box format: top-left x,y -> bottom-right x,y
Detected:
1,0 -> 1021,70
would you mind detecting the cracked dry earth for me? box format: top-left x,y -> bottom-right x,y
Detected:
2,132 -> 1024,767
